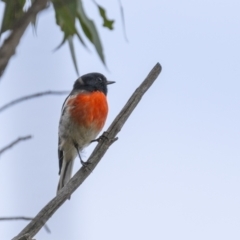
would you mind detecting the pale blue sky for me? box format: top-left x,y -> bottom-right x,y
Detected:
0,0 -> 240,239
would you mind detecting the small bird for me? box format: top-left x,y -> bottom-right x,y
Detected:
57,73 -> 115,194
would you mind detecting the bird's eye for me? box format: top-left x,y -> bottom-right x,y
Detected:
97,77 -> 103,82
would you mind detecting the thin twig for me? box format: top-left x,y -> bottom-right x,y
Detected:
0,0 -> 49,77
0,136 -> 32,156
0,217 -> 50,233
0,90 -> 69,113
12,63 -> 162,240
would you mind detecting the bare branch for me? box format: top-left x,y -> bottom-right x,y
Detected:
0,0 -> 49,77
0,217 -> 50,233
0,136 -> 32,156
0,91 -> 69,113
14,234 -> 33,240
12,63 -> 162,240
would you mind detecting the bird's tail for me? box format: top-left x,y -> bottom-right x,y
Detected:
57,160 -> 74,195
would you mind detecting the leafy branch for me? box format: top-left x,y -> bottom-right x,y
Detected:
0,0 -> 117,77
0,0 -> 49,77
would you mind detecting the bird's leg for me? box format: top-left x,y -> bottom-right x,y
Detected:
73,142 -> 90,167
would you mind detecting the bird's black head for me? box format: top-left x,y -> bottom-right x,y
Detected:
73,73 -> 115,95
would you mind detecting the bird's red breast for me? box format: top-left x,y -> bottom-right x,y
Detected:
68,91 -> 108,130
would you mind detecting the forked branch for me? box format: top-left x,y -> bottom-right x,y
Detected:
0,217 -> 50,233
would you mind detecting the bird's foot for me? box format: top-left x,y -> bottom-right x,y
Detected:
80,159 -> 92,172
81,159 -> 91,167
90,132 -> 118,145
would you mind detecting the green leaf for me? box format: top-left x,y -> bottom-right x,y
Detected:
96,4 -> 114,30
77,0 -> 105,64
52,0 -> 78,37
0,0 -> 26,35
118,0 -> 128,41
30,0 -> 37,30
54,36 -> 67,51
52,0 -> 87,74
68,36 -> 79,75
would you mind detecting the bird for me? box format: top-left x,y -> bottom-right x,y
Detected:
57,72 -> 115,194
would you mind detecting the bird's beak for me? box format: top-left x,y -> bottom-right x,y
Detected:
106,80 -> 115,85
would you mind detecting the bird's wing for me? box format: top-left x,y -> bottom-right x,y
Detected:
58,94 -> 70,175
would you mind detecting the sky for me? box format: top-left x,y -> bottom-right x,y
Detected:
0,0 -> 240,239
